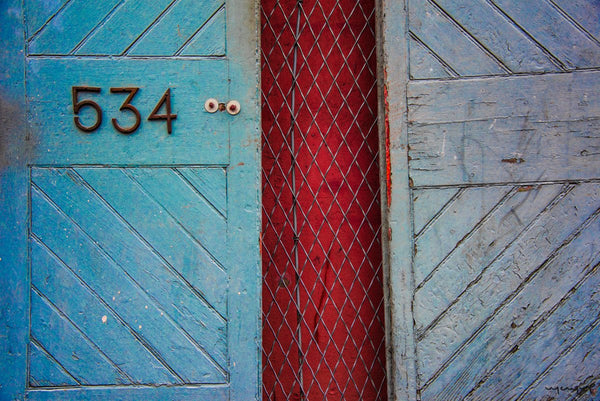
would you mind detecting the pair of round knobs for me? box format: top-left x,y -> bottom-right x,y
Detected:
204,98 -> 241,115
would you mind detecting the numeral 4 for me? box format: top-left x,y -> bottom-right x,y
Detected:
148,88 -> 177,134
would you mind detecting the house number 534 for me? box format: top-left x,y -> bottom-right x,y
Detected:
72,86 -> 177,134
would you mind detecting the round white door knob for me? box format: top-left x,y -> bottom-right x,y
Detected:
226,100 -> 241,115
204,98 -> 219,113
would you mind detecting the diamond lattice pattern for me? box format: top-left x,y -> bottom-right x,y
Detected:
261,0 -> 387,399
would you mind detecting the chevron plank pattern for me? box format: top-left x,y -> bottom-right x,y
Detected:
412,182 -> 600,400
408,0 -> 600,79
28,167 -> 228,387
25,0 -> 226,56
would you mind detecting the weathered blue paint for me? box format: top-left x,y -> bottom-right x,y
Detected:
1,0 -> 260,399
380,0 -> 600,400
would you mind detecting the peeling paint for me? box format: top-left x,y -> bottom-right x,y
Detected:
501,157 -> 526,164
384,67 -> 392,208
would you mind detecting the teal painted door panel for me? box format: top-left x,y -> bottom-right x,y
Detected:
381,0 -> 600,399
0,1 -> 260,400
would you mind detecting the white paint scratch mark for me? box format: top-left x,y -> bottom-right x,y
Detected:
441,130 -> 447,156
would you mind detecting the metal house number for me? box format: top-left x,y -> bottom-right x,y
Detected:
72,86 -> 177,134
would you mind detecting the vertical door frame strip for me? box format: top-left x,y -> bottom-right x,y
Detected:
0,0 -> 28,398
376,0 -> 419,400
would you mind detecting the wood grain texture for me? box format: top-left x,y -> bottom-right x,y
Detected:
31,238 -> 178,385
29,340 -> 79,387
408,71 -> 600,186
490,0 -> 600,70
412,187 -> 458,235
550,0 -> 600,41
420,196 -> 600,400
416,182 -> 600,384
409,0 -> 506,77
128,0 -> 224,56
31,167 -> 228,383
30,290 -> 129,385
426,0 -> 558,74
26,0 -> 226,56
28,0 -> 122,55
413,185 -> 509,286
518,317 -> 600,401
414,184 -> 564,333
78,167 -> 228,314
408,36 -> 454,80
464,263 -> 600,401
408,0 -> 600,78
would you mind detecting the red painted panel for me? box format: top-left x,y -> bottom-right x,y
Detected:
261,0 -> 387,399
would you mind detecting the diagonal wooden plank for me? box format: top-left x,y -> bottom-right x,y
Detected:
172,168 -> 226,220
31,237 -> 179,385
421,205 -> 600,399
463,265 -> 600,400
74,0 -> 175,55
413,187 -> 462,239
28,0 -> 121,55
128,0 -> 224,56
68,1 -> 126,55
417,182 -> 600,383
409,0 -> 507,76
177,6 -> 226,56
414,184 -> 563,333
490,0 -> 600,69
518,314 -> 600,400
414,185 -> 510,286
30,290 -> 129,385
76,167 -> 227,316
408,35 -> 455,80
31,186 -> 187,383
33,169 -> 229,375
127,168 -> 227,262
31,170 -> 228,382
550,0 -> 600,41
547,0 -> 600,48
24,0 -> 70,41
431,0 -> 559,73
176,167 -> 227,217
29,339 -> 79,387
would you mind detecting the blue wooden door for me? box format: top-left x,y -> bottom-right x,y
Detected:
381,0 -> 600,400
0,1 -> 260,400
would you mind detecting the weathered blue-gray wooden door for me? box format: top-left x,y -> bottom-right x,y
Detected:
0,1 -> 260,400
380,0 -> 600,400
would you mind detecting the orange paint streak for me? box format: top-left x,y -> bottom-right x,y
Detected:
383,68 -> 392,208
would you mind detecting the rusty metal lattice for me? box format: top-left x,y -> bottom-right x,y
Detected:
261,0 -> 387,399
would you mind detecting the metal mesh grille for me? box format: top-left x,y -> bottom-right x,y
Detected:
261,0 -> 387,400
